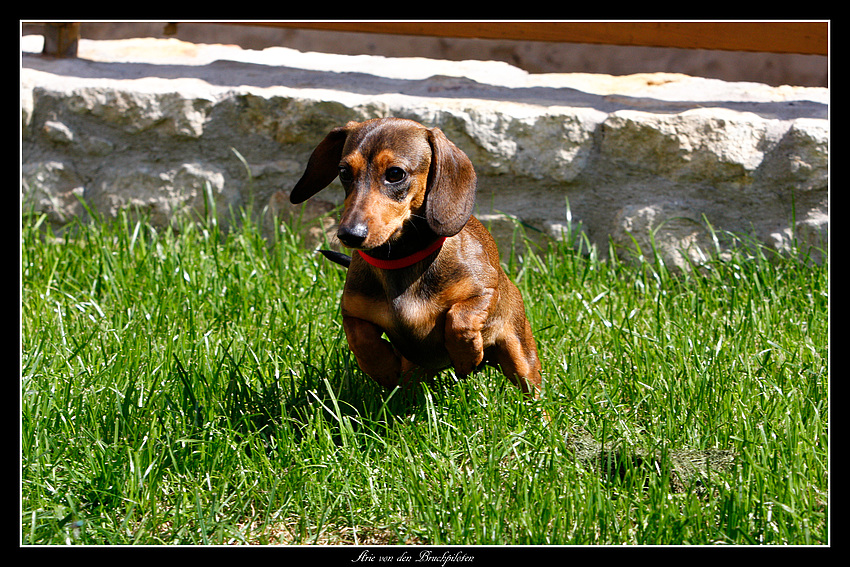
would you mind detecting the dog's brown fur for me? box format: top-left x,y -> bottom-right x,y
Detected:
290,117 -> 542,396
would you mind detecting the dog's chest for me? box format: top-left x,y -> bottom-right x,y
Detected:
390,287 -> 441,332
386,289 -> 451,368
344,266 -> 442,325
378,271 -> 451,359
378,268 -> 442,331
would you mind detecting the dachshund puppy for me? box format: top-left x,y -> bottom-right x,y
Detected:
290,118 -> 542,397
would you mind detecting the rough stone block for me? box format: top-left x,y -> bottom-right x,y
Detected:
21,36 -> 828,268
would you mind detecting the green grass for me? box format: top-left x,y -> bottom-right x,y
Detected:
21,205 -> 828,545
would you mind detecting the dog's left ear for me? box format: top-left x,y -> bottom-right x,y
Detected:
425,128 -> 477,236
290,124 -> 354,204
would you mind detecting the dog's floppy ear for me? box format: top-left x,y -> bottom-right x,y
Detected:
425,127 -> 477,236
290,124 -> 353,204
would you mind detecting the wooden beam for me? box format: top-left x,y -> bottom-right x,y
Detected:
232,21 -> 828,56
41,22 -> 80,57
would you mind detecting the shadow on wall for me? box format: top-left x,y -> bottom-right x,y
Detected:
26,21 -> 830,88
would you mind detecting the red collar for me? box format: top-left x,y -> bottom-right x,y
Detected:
357,237 -> 446,270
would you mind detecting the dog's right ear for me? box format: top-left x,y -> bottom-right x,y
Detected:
290,125 -> 352,204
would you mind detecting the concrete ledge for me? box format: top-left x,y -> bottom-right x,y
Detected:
21,37 -> 828,268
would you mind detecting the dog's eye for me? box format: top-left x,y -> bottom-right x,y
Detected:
338,166 -> 353,183
385,167 -> 406,184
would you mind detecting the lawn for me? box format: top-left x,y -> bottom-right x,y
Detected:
20,204 -> 828,546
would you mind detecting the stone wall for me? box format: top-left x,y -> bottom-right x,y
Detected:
21,36 -> 829,268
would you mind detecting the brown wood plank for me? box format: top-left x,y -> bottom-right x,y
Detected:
39,22 -> 81,57
228,21 -> 828,56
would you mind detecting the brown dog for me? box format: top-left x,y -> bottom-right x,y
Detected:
290,117 -> 542,397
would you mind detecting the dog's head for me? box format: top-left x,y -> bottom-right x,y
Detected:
290,117 -> 477,250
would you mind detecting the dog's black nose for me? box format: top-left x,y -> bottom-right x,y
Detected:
338,223 -> 368,248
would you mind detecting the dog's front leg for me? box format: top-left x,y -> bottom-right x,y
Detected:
444,292 -> 494,378
342,315 -> 406,389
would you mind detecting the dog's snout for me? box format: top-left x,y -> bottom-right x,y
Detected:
338,222 -> 369,249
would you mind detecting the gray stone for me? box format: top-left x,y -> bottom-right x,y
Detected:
21,36 -> 828,268
22,161 -> 86,224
